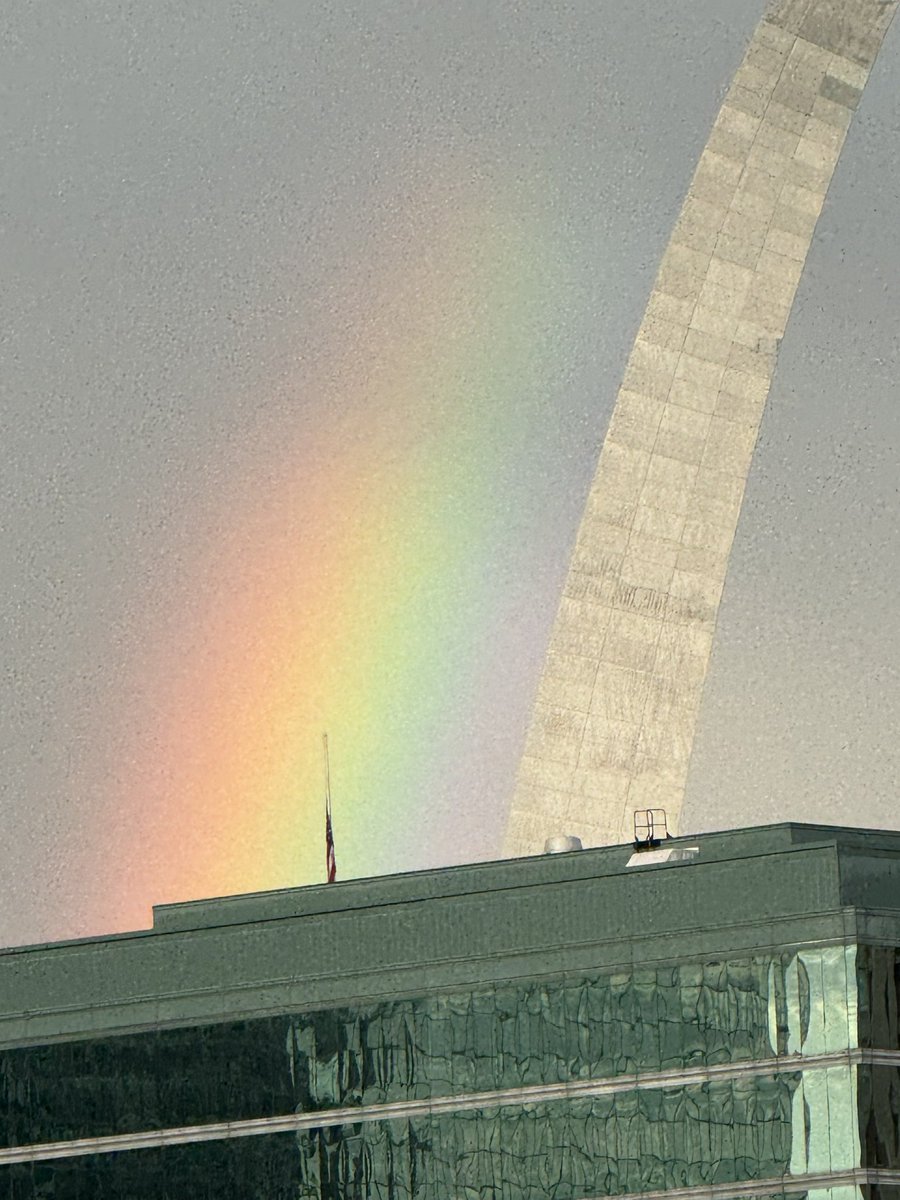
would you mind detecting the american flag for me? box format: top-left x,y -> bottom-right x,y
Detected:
325,804 -> 337,884
323,733 -> 337,884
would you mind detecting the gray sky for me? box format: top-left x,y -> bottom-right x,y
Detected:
2,1 -> 896,948
682,17 -> 900,834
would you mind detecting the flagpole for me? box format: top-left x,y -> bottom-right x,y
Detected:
323,732 -> 332,817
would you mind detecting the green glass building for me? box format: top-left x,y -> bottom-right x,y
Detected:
0,823 -> 898,1199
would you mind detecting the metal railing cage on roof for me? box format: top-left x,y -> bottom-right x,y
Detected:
633,808 -> 670,848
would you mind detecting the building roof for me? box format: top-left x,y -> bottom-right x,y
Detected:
1,822 -> 899,1048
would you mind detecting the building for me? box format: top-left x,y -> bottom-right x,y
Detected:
0,822 -> 899,1198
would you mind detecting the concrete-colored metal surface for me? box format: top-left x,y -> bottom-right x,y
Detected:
505,0 -> 898,856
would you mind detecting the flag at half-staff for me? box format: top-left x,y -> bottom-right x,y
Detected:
323,733 -> 337,884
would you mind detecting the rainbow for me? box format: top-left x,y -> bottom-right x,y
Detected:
79,172 -> 577,936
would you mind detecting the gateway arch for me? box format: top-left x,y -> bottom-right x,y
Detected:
505,0 -> 898,855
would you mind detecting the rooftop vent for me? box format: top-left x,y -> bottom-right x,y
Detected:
544,834 -> 583,854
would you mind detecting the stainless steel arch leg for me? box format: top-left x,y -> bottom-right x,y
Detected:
504,0 -> 898,856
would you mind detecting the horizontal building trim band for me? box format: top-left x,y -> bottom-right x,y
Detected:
582,1167 -> 900,1200
585,1171 -> 900,1200
0,912 -> 868,1051
1,1048 -> 898,1166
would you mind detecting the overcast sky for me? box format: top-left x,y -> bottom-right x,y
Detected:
682,26 -> 900,835
1,2 -> 897,949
